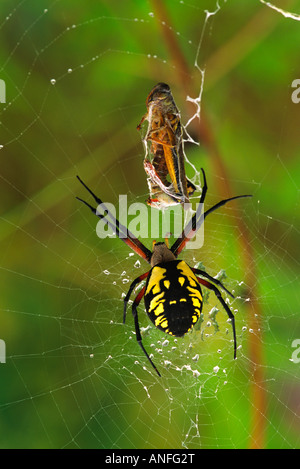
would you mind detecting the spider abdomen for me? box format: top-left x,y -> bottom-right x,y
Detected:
144,260 -> 203,337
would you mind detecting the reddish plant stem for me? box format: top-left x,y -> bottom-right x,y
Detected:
151,0 -> 266,448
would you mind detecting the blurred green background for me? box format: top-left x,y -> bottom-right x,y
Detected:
0,0 -> 300,449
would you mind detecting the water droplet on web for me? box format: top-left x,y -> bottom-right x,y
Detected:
0,145 -> 3,150
50,78 -> 56,85
213,365 -> 219,373
148,12 -> 154,17
134,260 -> 141,268
103,269 -> 110,275
67,68 -> 72,74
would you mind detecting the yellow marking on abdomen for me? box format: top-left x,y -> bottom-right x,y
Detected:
153,302 -> 164,316
191,297 -> 201,308
149,292 -> 165,312
187,286 -> 202,300
178,276 -> 185,287
146,266 -> 167,296
155,315 -> 168,329
177,261 -> 200,288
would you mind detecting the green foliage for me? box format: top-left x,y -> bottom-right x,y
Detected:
1,0 -> 300,449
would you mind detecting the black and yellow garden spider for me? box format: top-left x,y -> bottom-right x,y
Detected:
76,169 -> 251,377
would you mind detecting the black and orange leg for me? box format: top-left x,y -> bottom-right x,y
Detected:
76,175 -> 152,262
171,168 -> 251,257
191,267 -> 234,299
131,286 -> 161,377
123,271 -> 150,324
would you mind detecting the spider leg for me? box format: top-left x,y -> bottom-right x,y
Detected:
199,167 -> 208,204
76,176 -> 152,263
191,267 -> 234,299
171,167 -> 206,256
196,277 -> 237,360
171,168 -> 252,257
123,272 -> 150,324
131,286 -> 161,377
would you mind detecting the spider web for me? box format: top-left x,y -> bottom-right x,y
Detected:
1,0 -> 300,450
